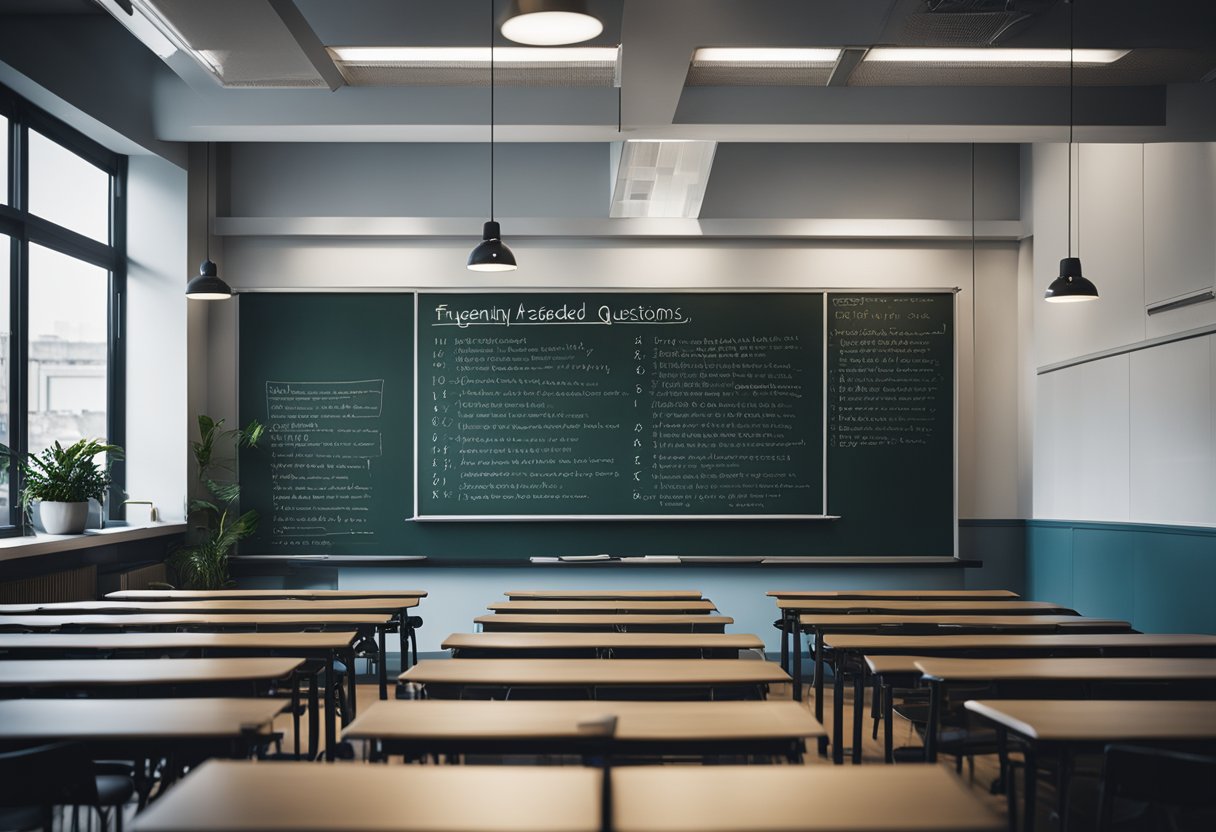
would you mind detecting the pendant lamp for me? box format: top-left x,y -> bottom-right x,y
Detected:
1045,0 -> 1098,303
185,142 -> 233,300
468,0 -> 517,272
501,0 -> 603,46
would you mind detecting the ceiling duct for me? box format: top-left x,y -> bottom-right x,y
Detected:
901,0 -> 1056,46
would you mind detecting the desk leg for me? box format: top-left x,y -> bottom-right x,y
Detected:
832,664 -> 845,765
924,680 -> 940,764
307,669 -> 320,762
779,611 -> 789,673
398,611 -> 408,670
291,673 -> 302,759
325,662 -> 338,762
1056,747 -> 1072,832
1023,746 -> 1038,832
852,667 -> 864,765
346,648 -> 358,719
378,627 -> 388,700
813,627 -> 827,756
882,682 -> 894,764
792,625 -> 803,702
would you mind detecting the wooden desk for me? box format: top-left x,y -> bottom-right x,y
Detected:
488,600 -> 717,614
0,630 -> 361,757
107,589 -> 427,600
400,658 -> 789,699
506,590 -> 703,600
344,699 -> 823,762
767,589 -> 1019,599
0,612 -> 396,700
966,700 -> 1216,832
1,598 -> 421,678
611,765 -> 1002,832
776,600 -> 1076,691
443,631 -> 763,659
0,698 -> 286,805
864,655 -> 929,763
0,657 -> 301,688
794,613 -> 1133,753
778,599 -> 1072,673
779,599 -> 1071,614
826,633 -> 1216,765
0,598 -> 419,614
0,657 -> 347,759
131,760 -> 603,832
767,588 -> 1019,672
475,614 -> 733,633
916,658 -> 1216,764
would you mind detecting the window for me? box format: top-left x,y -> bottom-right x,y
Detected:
28,128 -> 110,244
0,84 -> 126,535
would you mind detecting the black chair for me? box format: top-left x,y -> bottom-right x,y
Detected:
0,742 -> 135,831
1096,744 -> 1216,832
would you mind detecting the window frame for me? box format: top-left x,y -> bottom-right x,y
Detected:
0,82 -> 127,536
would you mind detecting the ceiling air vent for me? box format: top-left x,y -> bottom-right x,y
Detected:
901,0 -> 1056,46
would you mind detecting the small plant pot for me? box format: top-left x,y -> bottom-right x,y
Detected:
39,501 -> 90,535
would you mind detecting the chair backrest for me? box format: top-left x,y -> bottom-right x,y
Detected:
0,743 -> 98,808
1097,744 -> 1216,831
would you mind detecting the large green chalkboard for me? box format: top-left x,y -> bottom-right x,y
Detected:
826,292 -> 956,555
238,294 -> 414,555
417,292 -> 824,519
237,291 -> 955,559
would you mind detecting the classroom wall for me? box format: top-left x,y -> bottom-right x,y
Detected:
125,154 -> 189,521
1028,142 -> 1216,633
200,141 -> 1030,649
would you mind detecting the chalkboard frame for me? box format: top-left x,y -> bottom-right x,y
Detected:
237,288 -> 959,558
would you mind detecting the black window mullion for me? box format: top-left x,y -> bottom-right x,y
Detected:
106,155 -> 127,518
0,81 -> 127,537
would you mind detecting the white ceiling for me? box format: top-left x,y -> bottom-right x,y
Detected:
2,0 -> 1214,145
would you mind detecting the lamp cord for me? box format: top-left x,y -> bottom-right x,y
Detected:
204,141 -> 210,263
489,0 -> 495,223
1067,0 -> 1074,259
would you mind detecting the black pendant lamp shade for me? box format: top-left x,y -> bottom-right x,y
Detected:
1046,257 -> 1099,302
186,142 -> 232,300
185,259 -> 232,300
467,221 -> 517,271
1046,0 -> 1097,304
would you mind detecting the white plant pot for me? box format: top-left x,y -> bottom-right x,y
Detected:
39,501 -> 90,535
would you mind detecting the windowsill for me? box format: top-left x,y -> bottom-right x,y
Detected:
0,522 -> 188,563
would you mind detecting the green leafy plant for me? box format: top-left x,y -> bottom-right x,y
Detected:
168,415 -> 263,590
18,439 -> 122,509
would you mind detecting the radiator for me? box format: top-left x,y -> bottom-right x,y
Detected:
0,564 -> 97,603
117,562 -> 167,591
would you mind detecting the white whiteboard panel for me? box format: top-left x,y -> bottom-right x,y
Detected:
1034,355 -> 1131,521
1130,335 -> 1216,527
1144,143 -> 1216,307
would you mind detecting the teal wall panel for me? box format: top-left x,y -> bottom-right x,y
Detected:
1132,529 -> 1216,634
1026,521 -> 1216,634
1071,529 -> 1135,622
1026,525 -> 1074,609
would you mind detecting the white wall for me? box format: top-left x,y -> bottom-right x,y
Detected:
1031,142 -> 1216,527
125,154 -> 188,521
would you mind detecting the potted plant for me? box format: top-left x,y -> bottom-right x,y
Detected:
18,439 -> 123,534
168,415 -> 263,589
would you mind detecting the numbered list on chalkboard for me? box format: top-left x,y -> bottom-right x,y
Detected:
416,292 -> 825,519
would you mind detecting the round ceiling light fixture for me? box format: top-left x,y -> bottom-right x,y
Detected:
501,1 -> 603,46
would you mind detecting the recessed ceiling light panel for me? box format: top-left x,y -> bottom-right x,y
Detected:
864,48 -> 1130,65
